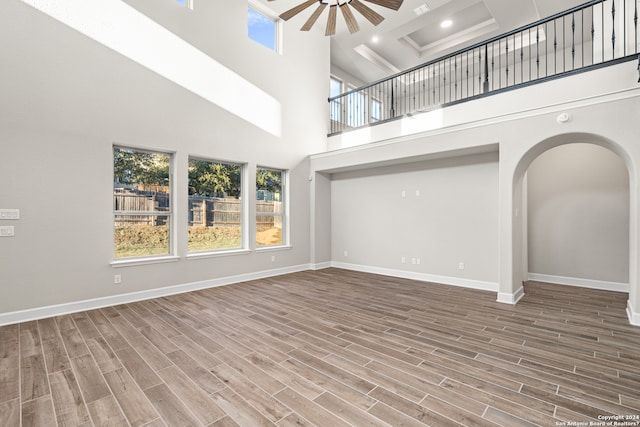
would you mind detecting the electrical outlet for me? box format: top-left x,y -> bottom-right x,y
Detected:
401,190 -> 406,198
344,250 -> 348,257
415,190 -> 420,197
114,275 -> 122,284
411,258 -> 416,265
401,257 -> 406,264
271,255 -> 276,262
458,262 -> 465,270
416,258 -> 421,265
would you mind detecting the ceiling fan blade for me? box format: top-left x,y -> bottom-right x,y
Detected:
350,0 -> 384,26
362,0 -> 403,11
280,0 -> 317,21
301,3 -> 327,31
325,5 -> 337,36
340,4 -> 359,34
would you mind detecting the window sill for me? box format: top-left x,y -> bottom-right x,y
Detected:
255,245 -> 292,253
186,249 -> 251,260
111,255 -> 180,268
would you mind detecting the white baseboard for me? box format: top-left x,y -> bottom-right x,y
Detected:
0,264 -> 311,326
497,286 -> 525,305
8,264 -> 629,327
310,262 -> 332,270
628,301 -> 640,326
527,273 -> 629,293
331,261 -> 498,292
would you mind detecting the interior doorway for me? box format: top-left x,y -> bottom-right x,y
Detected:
525,143 -> 630,291
513,137 -> 634,298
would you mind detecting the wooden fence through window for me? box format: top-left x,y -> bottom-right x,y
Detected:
114,191 -> 280,227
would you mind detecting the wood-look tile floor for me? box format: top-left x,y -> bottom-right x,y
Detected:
1,268 -> 639,426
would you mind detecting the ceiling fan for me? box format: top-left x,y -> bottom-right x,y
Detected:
270,0 -> 404,36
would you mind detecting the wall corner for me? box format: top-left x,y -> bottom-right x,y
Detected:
627,300 -> 640,326
496,285 -> 525,304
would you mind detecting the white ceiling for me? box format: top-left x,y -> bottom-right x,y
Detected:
260,0 -> 588,84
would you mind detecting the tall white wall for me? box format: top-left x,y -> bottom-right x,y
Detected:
527,143 -> 629,285
0,0 -> 328,318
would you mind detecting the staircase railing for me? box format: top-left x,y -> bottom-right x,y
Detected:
328,0 -> 640,135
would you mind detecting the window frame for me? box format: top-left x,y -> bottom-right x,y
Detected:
329,76 -> 343,124
186,157 -> 247,255
346,84 -> 367,128
370,97 -> 382,123
248,2 -> 282,53
176,0 -> 193,9
112,145 -> 176,264
255,166 -> 289,249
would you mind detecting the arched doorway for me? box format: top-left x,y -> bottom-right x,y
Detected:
526,143 -> 629,291
507,132 -> 637,324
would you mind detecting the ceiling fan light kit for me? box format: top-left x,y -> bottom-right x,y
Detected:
271,0 -> 404,36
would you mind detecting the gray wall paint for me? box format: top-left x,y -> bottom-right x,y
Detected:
311,172 -> 332,265
331,153 -> 500,283
527,143 -> 630,283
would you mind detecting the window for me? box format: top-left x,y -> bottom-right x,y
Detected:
256,167 -> 286,247
347,86 -> 366,127
188,158 -> 243,252
113,147 -> 172,259
370,98 -> 382,123
176,0 -> 193,9
248,6 -> 278,51
329,77 -> 343,123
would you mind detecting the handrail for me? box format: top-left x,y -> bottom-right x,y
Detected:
328,0 -> 639,135
331,0 -> 606,99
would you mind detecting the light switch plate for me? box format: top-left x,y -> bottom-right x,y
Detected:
0,209 -> 20,220
0,226 -> 15,237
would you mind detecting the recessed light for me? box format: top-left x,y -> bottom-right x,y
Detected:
371,35 -> 379,43
441,19 -> 453,28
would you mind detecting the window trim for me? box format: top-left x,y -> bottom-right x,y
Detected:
255,166 -> 289,249
112,145 -> 175,262
186,156 -> 247,255
186,248 -> 251,260
111,255 -> 180,268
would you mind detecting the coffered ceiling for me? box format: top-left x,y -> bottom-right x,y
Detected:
260,0 -> 588,84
